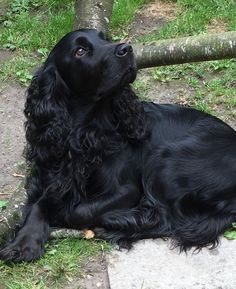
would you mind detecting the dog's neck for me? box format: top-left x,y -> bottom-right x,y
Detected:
68,93 -> 114,127
67,85 -> 148,143
68,86 -> 128,122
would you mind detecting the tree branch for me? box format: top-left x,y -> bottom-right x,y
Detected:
74,0 -> 114,34
134,31 -> 236,69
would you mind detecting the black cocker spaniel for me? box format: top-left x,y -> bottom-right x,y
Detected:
1,29 -> 236,262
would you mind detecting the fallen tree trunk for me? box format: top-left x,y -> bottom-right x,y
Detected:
74,0 -> 114,33
134,31 -> 236,69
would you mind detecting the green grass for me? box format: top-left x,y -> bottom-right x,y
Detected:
1,53 -> 38,85
134,0 -> 236,116
0,238 -> 111,289
1,10 -> 74,51
132,75 -> 151,100
0,0 -> 74,49
138,0 -> 236,42
0,0 -> 74,84
110,0 -> 148,39
150,59 -> 236,117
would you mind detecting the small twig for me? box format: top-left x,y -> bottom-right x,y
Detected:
50,228 -> 84,239
12,173 -> 25,178
0,193 -> 11,199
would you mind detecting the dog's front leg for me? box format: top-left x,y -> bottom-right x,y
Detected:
0,201 -> 49,262
68,184 -> 141,228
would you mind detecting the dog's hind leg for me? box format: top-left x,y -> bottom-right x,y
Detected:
94,206 -> 172,248
173,213 -> 236,251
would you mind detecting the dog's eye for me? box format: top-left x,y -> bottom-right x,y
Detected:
75,47 -> 87,58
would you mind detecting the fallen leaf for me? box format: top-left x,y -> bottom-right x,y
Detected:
83,229 -> 95,239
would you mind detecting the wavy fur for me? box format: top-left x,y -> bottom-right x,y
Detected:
0,29 -> 236,262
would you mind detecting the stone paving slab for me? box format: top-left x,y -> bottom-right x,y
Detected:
108,238 -> 236,289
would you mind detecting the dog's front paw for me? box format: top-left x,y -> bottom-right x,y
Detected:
0,219 -> 49,263
0,237 -> 44,262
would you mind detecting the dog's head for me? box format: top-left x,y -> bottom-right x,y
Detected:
25,29 -> 146,163
45,29 -> 137,100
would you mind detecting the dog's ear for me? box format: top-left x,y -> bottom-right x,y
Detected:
113,87 -> 148,142
24,66 -> 71,161
25,66 -> 69,125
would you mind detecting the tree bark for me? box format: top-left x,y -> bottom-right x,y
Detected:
73,0 -> 114,34
134,31 -> 236,69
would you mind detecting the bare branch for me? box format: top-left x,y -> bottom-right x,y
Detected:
50,229 -> 84,239
134,31 -> 236,69
74,0 -> 114,33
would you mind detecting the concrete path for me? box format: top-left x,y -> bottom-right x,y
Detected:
108,238 -> 236,289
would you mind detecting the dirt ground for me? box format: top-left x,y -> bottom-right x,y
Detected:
0,85 -> 26,195
128,1 -> 178,39
0,0 -> 235,288
67,254 -> 110,289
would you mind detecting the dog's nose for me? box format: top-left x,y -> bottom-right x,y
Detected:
115,43 -> 133,57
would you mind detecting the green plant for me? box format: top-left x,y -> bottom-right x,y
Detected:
0,200 -> 7,211
188,77 -> 200,87
224,222 -> 236,240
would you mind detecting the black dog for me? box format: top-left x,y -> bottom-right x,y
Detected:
0,29 -> 236,262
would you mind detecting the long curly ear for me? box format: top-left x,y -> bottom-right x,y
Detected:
24,66 -> 71,162
112,86 -> 148,142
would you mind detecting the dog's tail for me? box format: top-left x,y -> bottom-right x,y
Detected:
173,214 -> 235,251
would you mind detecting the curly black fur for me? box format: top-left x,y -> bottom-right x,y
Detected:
1,29 -> 236,262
